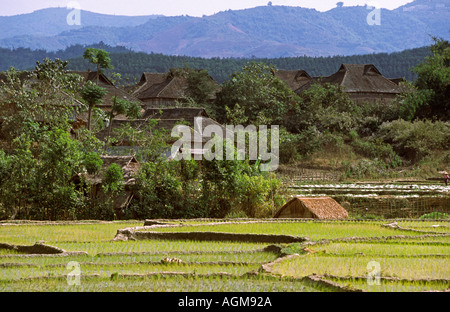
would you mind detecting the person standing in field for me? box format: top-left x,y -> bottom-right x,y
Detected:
445,172 -> 449,186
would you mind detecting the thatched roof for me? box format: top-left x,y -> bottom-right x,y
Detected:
71,70 -> 115,87
295,64 -> 403,95
274,196 -> 348,219
0,71 -> 32,84
143,107 -> 209,120
95,119 -> 150,143
274,69 -> 312,91
131,69 -> 220,102
0,71 -> 85,125
70,71 -> 145,118
83,155 -> 140,186
97,106 -> 224,143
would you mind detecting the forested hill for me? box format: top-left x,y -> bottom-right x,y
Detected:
0,43 -> 431,83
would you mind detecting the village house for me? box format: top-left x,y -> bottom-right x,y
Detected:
273,69 -> 312,91
96,107 -> 210,143
128,68 -> 221,108
294,64 -> 404,105
0,71 -> 86,146
70,70 -> 145,119
95,107 -> 229,160
70,155 -> 140,218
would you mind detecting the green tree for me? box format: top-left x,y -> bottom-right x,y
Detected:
214,62 -> 299,126
0,135 -> 37,219
102,163 -> 125,194
106,96 -> 142,140
129,160 -> 198,219
182,67 -> 219,113
95,163 -> 125,220
83,48 -> 113,85
400,38 -> 450,120
80,81 -> 107,131
293,82 -> 359,134
0,60 -> 83,143
83,151 -> 103,175
33,129 -> 84,220
0,129 -> 89,220
35,58 -> 83,94
111,120 -> 170,162
377,119 -> 450,162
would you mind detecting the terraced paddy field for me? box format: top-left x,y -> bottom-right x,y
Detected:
288,182 -> 450,218
0,219 -> 449,293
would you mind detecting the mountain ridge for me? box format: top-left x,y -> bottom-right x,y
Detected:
0,0 -> 448,58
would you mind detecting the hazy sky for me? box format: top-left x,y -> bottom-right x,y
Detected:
0,0 -> 415,17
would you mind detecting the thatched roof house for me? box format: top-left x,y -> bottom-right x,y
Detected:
142,107 -> 209,120
95,155 -> 140,186
0,70 -> 86,143
72,155 -> 140,187
130,68 -> 220,107
97,107 -> 220,144
274,196 -> 348,219
96,119 -> 149,144
70,70 -> 145,119
274,69 -> 312,91
71,155 -> 140,217
96,106 -> 230,161
295,64 -> 403,104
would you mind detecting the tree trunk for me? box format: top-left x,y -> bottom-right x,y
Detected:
108,95 -> 117,140
88,104 -> 92,131
97,64 -> 100,85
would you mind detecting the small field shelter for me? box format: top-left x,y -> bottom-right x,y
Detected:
274,196 -> 348,219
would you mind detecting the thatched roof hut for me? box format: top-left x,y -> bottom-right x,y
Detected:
73,155 -> 140,187
274,196 -> 348,219
130,68 -> 221,107
295,64 -> 403,104
70,70 -> 145,119
96,107 -> 225,147
71,155 -> 140,217
274,69 -> 312,91
142,107 -> 209,120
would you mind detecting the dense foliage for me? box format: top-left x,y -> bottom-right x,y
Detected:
397,38 -> 450,121
0,42 -> 431,83
0,38 -> 448,221
127,157 -> 284,219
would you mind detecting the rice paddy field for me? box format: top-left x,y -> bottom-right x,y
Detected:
0,218 -> 449,293
289,182 -> 450,219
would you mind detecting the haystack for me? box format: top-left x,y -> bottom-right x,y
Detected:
274,196 -> 348,219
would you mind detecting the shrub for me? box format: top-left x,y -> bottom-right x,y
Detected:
83,152 -> 103,175
349,130 -> 402,168
341,159 -> 390,179
419,212 -> 449,220
378,120 -> 450,162
128,155 -> 285,220
102,163 -> 124,194
236,173 -> 284,218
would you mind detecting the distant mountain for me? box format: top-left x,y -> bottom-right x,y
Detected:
0,0 -> 448,58
0,8 -> 159,40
